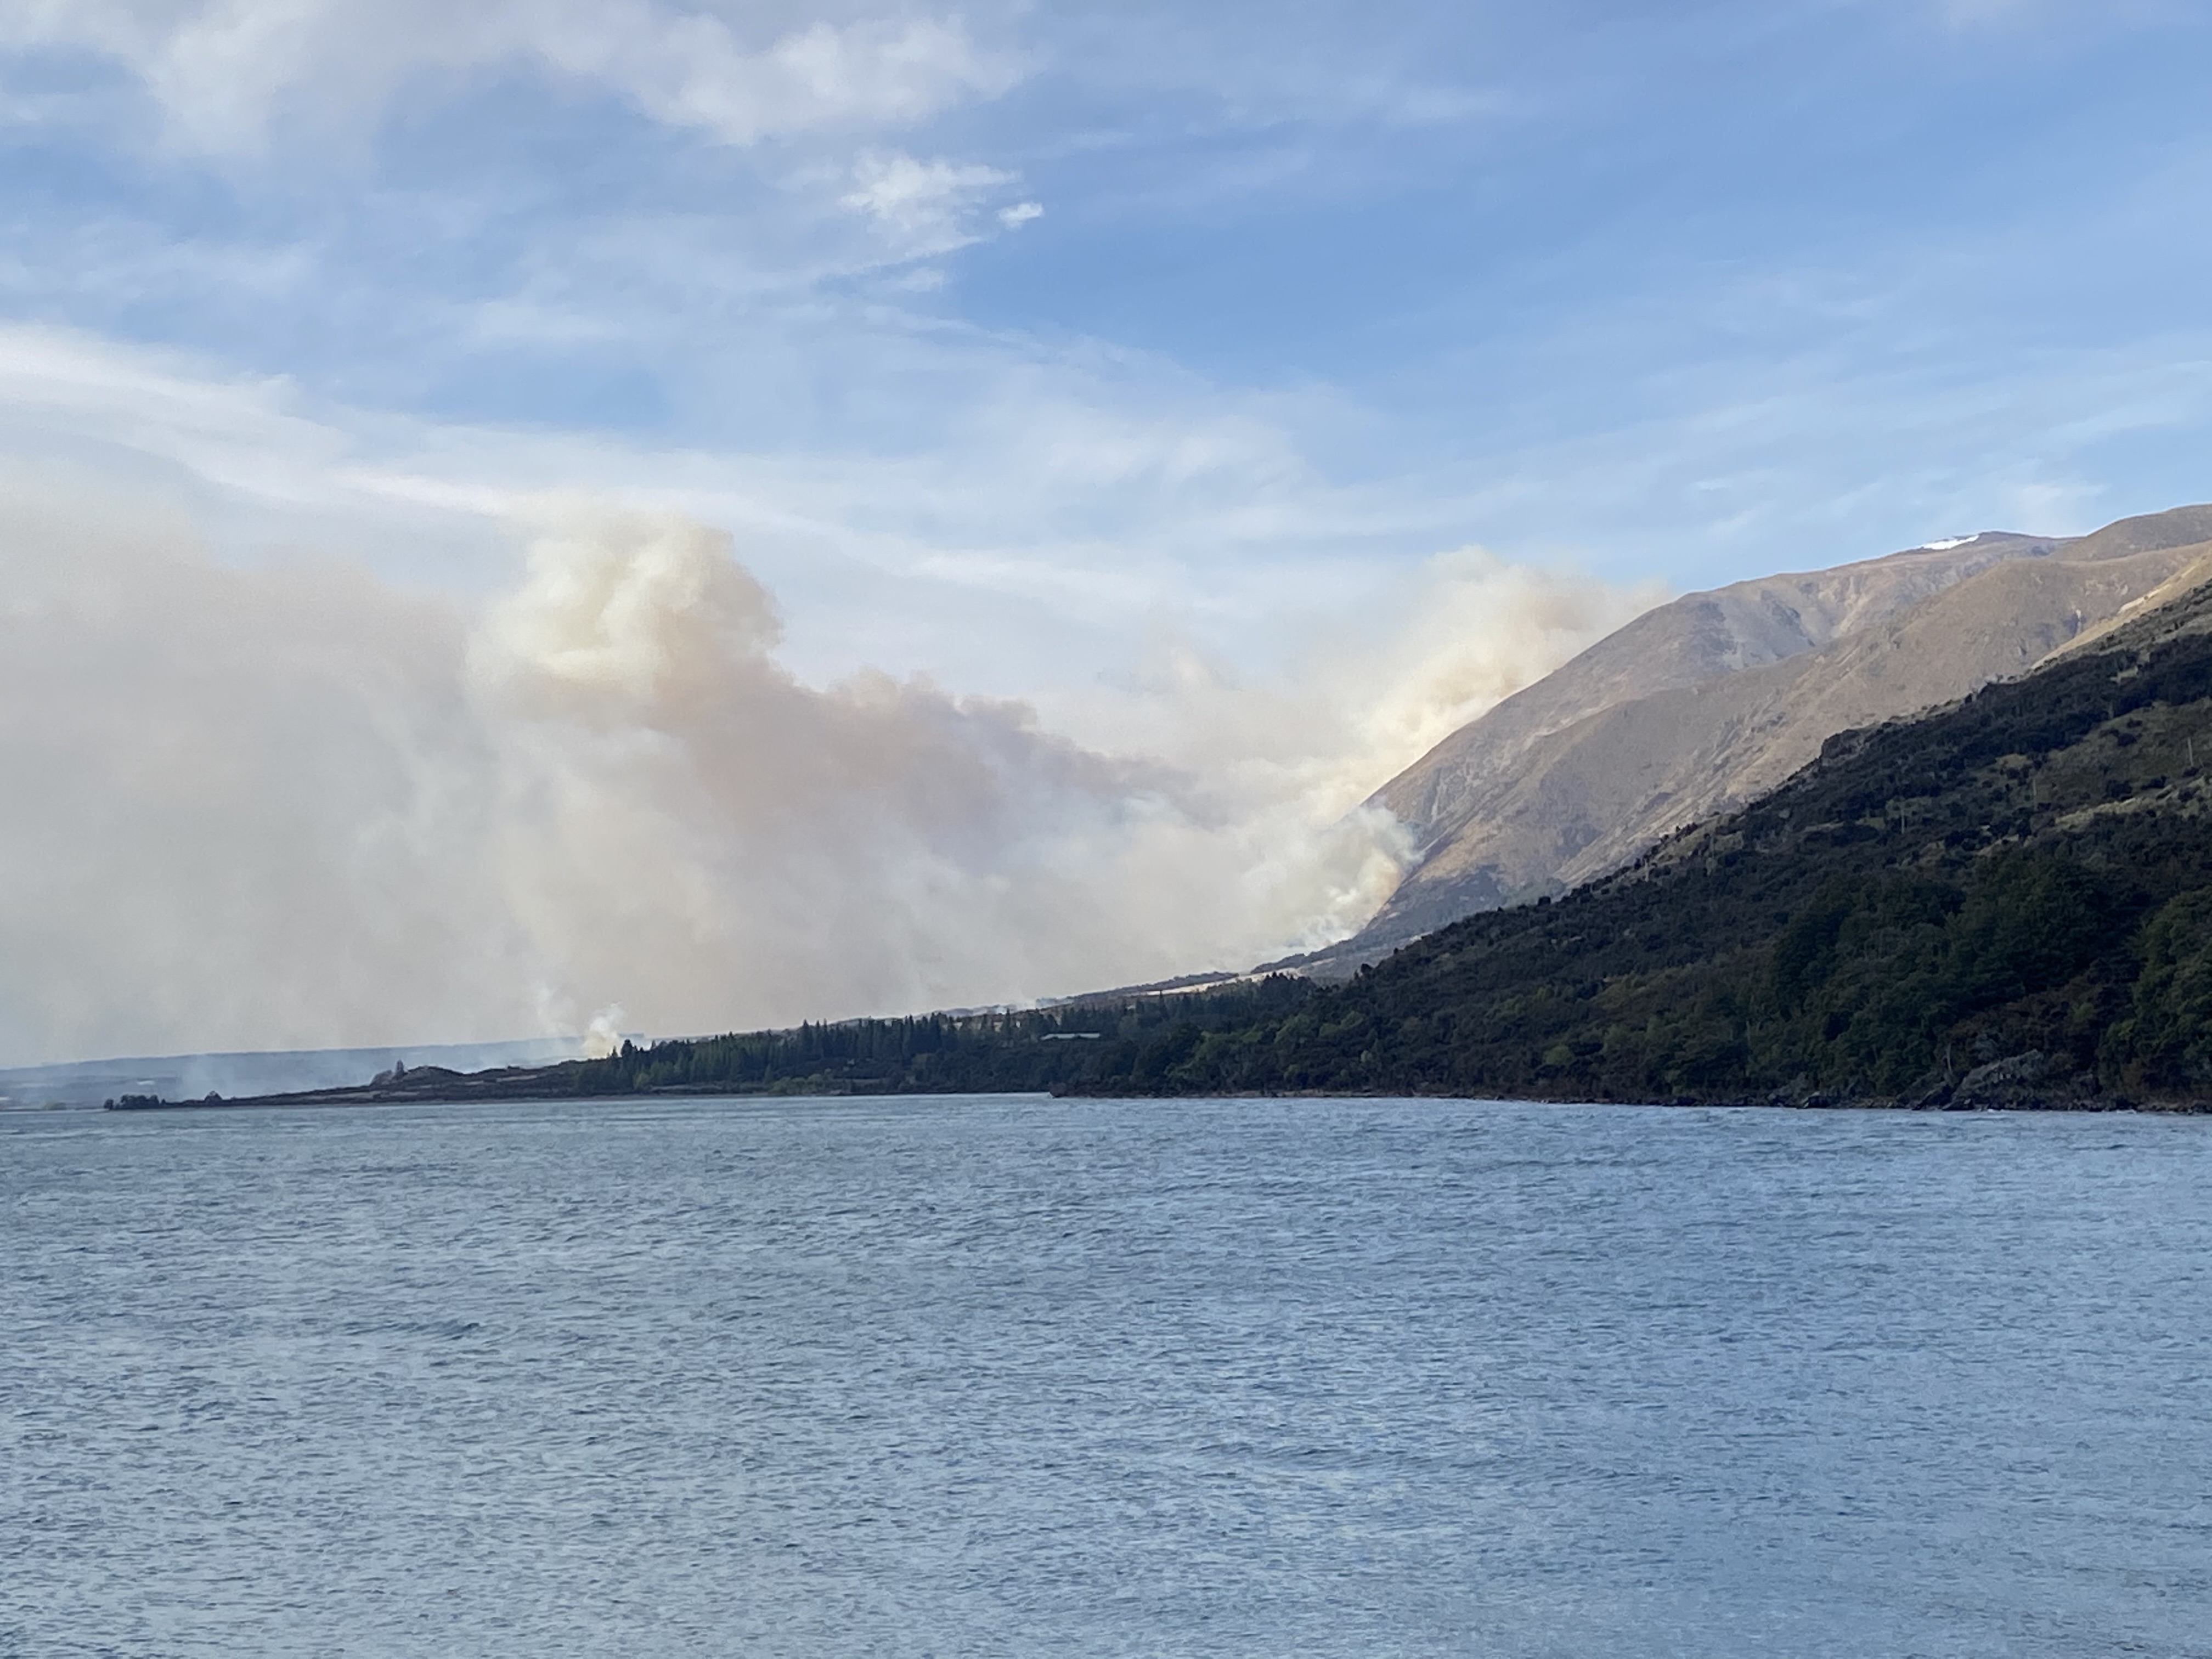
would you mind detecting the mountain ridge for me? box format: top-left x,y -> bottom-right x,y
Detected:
1288,503 -> 2212,975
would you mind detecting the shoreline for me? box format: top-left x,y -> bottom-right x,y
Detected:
100,1084 -> 2212,1115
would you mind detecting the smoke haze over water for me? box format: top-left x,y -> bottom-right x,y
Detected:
0,486 -> 1651,1068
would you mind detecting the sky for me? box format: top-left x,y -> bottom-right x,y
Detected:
2,0 -> 2210,1065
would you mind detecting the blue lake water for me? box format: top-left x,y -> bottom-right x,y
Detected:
5,1095 -> 2210,1658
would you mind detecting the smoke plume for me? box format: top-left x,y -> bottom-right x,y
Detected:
0,487 -> 1652,1065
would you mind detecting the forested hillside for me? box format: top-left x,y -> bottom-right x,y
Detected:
1092,578 -> 2212,1107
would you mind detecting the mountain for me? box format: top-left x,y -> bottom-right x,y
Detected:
202,561 -> 2212,1112
121,502 -> 2212,1116
1288,504 -> 2212,976
1090,565 -> 2212,1106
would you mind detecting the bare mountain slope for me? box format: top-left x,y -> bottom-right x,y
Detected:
1372,531 -> 2049,836
1295,503 -> 2212,975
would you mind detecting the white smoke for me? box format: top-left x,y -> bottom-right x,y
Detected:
0,486 -> 1652,1066
1075,546 -> 1666,822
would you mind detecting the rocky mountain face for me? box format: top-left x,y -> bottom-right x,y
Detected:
1290,503 -> 2212,977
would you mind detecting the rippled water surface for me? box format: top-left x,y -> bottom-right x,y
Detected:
7,1096 -> 2212,1657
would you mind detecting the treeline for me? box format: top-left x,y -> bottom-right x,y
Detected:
535,979 -> 1318,1099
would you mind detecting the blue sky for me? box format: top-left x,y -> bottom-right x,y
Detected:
2,0 -> 2210,697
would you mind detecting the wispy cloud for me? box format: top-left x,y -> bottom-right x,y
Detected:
838,148 -> 1026,256
0,1 -> 1025,155
0,321 -> 1519,691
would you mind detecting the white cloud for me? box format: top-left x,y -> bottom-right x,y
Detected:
534,7 -> 1021,148
0,1 -> 1023,155
839,148 -> 1020,252
0,322 -> 1502,696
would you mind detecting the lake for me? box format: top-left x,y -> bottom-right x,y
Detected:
5,1095 -> 2209,1657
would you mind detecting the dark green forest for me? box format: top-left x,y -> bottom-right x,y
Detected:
221,578 -> 2212,1114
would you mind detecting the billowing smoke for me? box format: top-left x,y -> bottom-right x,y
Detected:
0,487 -> 1653,1065
1074,547 -> 1667,825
